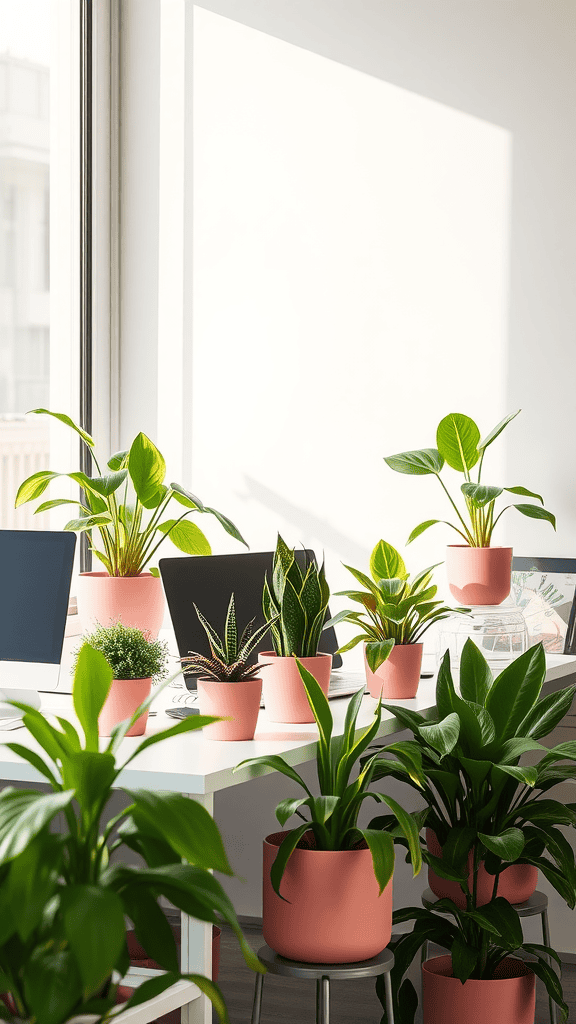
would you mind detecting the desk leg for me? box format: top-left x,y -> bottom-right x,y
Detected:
181,792 -> 213,1024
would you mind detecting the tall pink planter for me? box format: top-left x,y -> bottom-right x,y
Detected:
445,546 -> 513,606
364,643 -> 422,699
260,653 -> 332,723
98,677 -> 151,737
422,955 -> 535,1024
77,572 -> 165,637
196,677 -> 262,740
426,829 -> 538,907
263,831 -> 392,963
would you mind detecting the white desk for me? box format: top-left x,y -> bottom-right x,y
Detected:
1,654 -> 575,1023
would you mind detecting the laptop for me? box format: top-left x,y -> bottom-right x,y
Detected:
0,529 -> 76,723
159,551 -> 366,710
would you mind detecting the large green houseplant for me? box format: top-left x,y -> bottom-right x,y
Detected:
327,539 -> 468,699
369,640 -> 576,1023
235,661 -> 422,963
0,644 -> 262,1024
384,411 -> 555,605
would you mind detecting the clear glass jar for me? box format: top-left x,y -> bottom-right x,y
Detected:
437,604 -> 528,674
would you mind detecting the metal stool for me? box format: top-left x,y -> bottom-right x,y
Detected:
251,943 -> 395,1024
421,888 -> 557,1024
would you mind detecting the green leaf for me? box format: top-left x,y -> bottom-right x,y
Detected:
366,639 -> 395,673
478,410 -> 520,451
451,933 -> 479,983
5,743 -> 59,786
485,643 -> 546,741
86,469 -> 127,496
64,512 -> 113,533
435,649 -> 457,720
513,504 -> 556,529
478,827 -> 525,861
518,684 -> 576,740
461,483 -> 503,507
280,578 -> 306,655
28,407 -> 95,446
121,887 -> 179,972
157,518 -> 211,555
407,519 -> 447,544
34,497 -> 91,515
170,483 -> 205,509
73,643 -> 113,751
493,763 -> 538,787
128,432 -> 166,507
524,957 -> 568,1022
296,658 -> 333,787
356,828 -> 395,893
61,884 -> 126,995
459,638 -> 493,705
108,449 -> 128,470
370,539 -> 407,582
384,448 -> 444,475
517,798 -> 576,828
418,713 -> 460,757
234,754 -> 312,795
368,794 -> 422,875
7,833 -> 60,942
204,506 -> 248,548
275,797 -> 309,828
15,470 -> 61,506
436,413 -> 480,472
0,789 -> 74,864
24,948 -> 82,1024
126,790 -> 233,874
468,897 -> 523,949
505,485 -> 544,504
61,751 -> 116,810
270,823 -> 312,898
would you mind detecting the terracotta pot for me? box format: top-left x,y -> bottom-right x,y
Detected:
445,545 -> 512,606
76,571 -> 165,637
422,955 -> 535,1024
98,677 -> 151,737
364,643 -> 422,699
260,653 -> 332,723
263,830 -> 392,962
196,677 -> 262,740
426,829 -> 538,908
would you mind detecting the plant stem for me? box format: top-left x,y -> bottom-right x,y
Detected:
437,475 -> 475,545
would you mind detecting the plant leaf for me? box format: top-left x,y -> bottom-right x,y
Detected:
485,643 -> 546,741
384,448 -> 444,475
513,504 -> 556,529
73,643 -> 113,751
478,827 -> 525,861
370,539 -> 407,581
28,408 -> 95,446
126,790 -> 233,874
61,884 -> 126,996
436,413 -> 480,472
157,518 -> 212,555
128,432 -> 166,507
459,638 -> 493,705
477,410 -> 521,451
461,483 -> 503,507
418,713 -> 460,757
505,485 -> 544,504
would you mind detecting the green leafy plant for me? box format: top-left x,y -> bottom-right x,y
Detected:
77,621 -> 169,681
0,645 -> 263,1024
262,535 -> 330,657
181,594 -> 278,681
384,410 -> 555,548
326,539 -> 468,672
235,660 -> 422,898
368,640 -> 576,1022
15,409 -> 247,575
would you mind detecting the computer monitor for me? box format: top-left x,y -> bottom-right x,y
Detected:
0,530 -> 76,701
159,549 -> 343,687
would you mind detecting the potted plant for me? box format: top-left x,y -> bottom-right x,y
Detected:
384,410 -> 555,605
180,594 -> 278,741
0,643 -> 263,1024
327,539 -> 468,699
77,620 -> 169,736
369,640 -> 576,1023
235,661 -> 422,963
15,409 -> 247,635
260,534 -> 332,723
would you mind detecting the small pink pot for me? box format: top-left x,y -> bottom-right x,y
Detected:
98,677 -> 151,737
263,831 -> 392,963
364,643 -> 422,699
445,546 -> 513,606
426,829 -> 538,908
260,653 -> 332,723
76,571 -> 165,637
196,676 -> 262,741
422,955 -> 535,1024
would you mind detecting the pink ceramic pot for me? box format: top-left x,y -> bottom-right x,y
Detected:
196,677 -> 262,741
76,571 -> 165,637
98,677 -> 151,737
445,545 -> 513,606
422,955 -> 535,1024
263,831 -> 392,963
260,653 -> 332,723
426,829 -> 538,908
364,643 -> 422,699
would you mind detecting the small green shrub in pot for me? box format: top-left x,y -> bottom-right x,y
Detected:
260,535 -> 332,722
326,539 -> 468,698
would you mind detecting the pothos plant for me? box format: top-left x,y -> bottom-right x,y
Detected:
15,409 -> 247,576
384,410 -> 555,548
0,643 -> 263,1024
326,539 -> 468,672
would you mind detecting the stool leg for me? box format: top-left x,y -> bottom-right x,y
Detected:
383,971 -> 395,1024
541,908 -> 557,1024
251,971 -> 264,1024
316,976 -> 330,1024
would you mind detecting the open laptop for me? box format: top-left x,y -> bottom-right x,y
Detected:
0,529 -> 76,724
159,551 -> 366,711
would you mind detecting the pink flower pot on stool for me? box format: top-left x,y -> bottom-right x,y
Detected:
197,677 -> 262,741
98,677 -> 152,737
364,643 -> 423,699
77,571 -> 165,637
445,546 -> 513,606
422,955 -> 535,1024
260,653 -> 332,723
426,829 -> 538,908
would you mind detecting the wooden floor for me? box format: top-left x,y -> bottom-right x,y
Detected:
216,925 -> 576,1023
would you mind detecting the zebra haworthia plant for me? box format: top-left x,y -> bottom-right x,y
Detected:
14,409 -> 247,576
326,539 -> 469,672
384,410 -> 555,548
181,594 -> 278,682
262,535 -> 330,658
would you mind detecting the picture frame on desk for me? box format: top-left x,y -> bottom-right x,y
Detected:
511,556 -> 576,655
